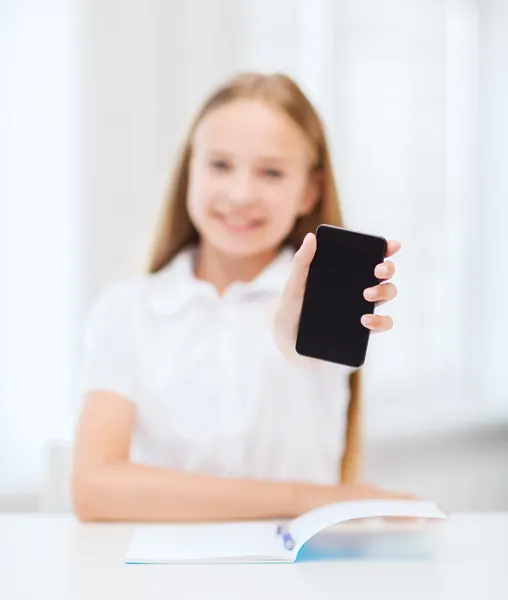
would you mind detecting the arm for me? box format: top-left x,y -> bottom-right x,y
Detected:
72,391 -> 411,523
72,391 -> 310,522
272,235 -> 401,484
340,370 -> 362,483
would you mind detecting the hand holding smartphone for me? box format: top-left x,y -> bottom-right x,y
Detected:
295,224 -> 388,368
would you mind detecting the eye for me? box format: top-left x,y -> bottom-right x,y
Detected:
210,159 -> 231,172
263,168 -> 284,179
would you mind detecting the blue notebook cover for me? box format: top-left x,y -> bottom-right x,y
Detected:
297,527 -> 436,562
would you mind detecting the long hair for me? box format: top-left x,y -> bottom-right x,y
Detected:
147,72 -> 362,482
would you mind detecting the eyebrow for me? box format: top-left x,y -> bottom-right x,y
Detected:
205,149 -> 291,164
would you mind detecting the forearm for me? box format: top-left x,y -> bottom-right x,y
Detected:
72,461 -> 309,523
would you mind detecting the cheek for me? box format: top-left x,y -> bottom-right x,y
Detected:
186,172 -> 216,222
263,181 -> 306,224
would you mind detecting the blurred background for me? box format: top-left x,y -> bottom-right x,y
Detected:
0,0 -> 506,513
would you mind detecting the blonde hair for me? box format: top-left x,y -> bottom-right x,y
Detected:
147,72 -> 362,482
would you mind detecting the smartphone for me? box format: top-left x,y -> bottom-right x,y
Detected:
295,224 -> 387,368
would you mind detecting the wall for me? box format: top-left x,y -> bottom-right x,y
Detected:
1,0 -> 506,509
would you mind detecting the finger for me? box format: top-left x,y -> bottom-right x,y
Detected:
385,240 -> 401,258
361,314 -> 393,332
374,260 -> 395,280
383,516 -> 421,523
283,233 -> 317,300
363,282 -> 397,305
376,490 -> 417,501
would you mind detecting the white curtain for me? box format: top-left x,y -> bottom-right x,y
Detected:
0,0 -> 78,497
1,0 -> 506,499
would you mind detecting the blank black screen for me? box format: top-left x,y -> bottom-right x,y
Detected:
295,225 -> 386,368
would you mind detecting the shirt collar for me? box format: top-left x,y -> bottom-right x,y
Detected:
147,245 -> 295,315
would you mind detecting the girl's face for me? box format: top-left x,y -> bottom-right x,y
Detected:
187,99 -> 320,259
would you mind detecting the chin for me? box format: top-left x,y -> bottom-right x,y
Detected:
204,227 -> 282,259
210,238 -> 275,259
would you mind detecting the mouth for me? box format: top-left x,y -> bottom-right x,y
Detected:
214,213 -> 265,234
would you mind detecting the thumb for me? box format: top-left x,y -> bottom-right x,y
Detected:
284,233 -> 317,300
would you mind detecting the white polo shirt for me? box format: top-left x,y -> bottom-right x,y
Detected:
80,246 -> 355,485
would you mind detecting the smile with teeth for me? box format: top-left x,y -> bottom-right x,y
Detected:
215,214 -> 264,233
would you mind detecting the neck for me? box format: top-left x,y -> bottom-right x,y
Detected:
194,241 -> 279,295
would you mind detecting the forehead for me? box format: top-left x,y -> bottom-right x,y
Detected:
193,98 -> 312,161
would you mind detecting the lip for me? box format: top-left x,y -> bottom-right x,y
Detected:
215,214 -> 264,234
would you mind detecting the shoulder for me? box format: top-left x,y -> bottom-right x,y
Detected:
89,250 -> 189,319
82,269 -> 176,351
89,275 -> 154,317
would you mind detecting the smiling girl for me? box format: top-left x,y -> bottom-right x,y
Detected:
72,73 -> 407,522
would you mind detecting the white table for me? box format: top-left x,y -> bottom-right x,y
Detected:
0,513 -> 506,600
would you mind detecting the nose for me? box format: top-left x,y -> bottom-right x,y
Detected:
227,169 -> 256,206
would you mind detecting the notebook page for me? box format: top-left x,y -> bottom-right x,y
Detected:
126,520 -> 289,564
289,500 -> 447,555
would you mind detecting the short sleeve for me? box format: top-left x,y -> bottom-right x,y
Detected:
78,282 -> 137,403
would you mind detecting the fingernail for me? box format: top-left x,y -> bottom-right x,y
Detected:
378,265 -> 388,276
365,288 -> 374,300
362,316 -> 373,326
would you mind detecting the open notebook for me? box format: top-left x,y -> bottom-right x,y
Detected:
125,499 -> 447,564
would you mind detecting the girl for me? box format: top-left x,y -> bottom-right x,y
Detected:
72,73 -> 408,523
